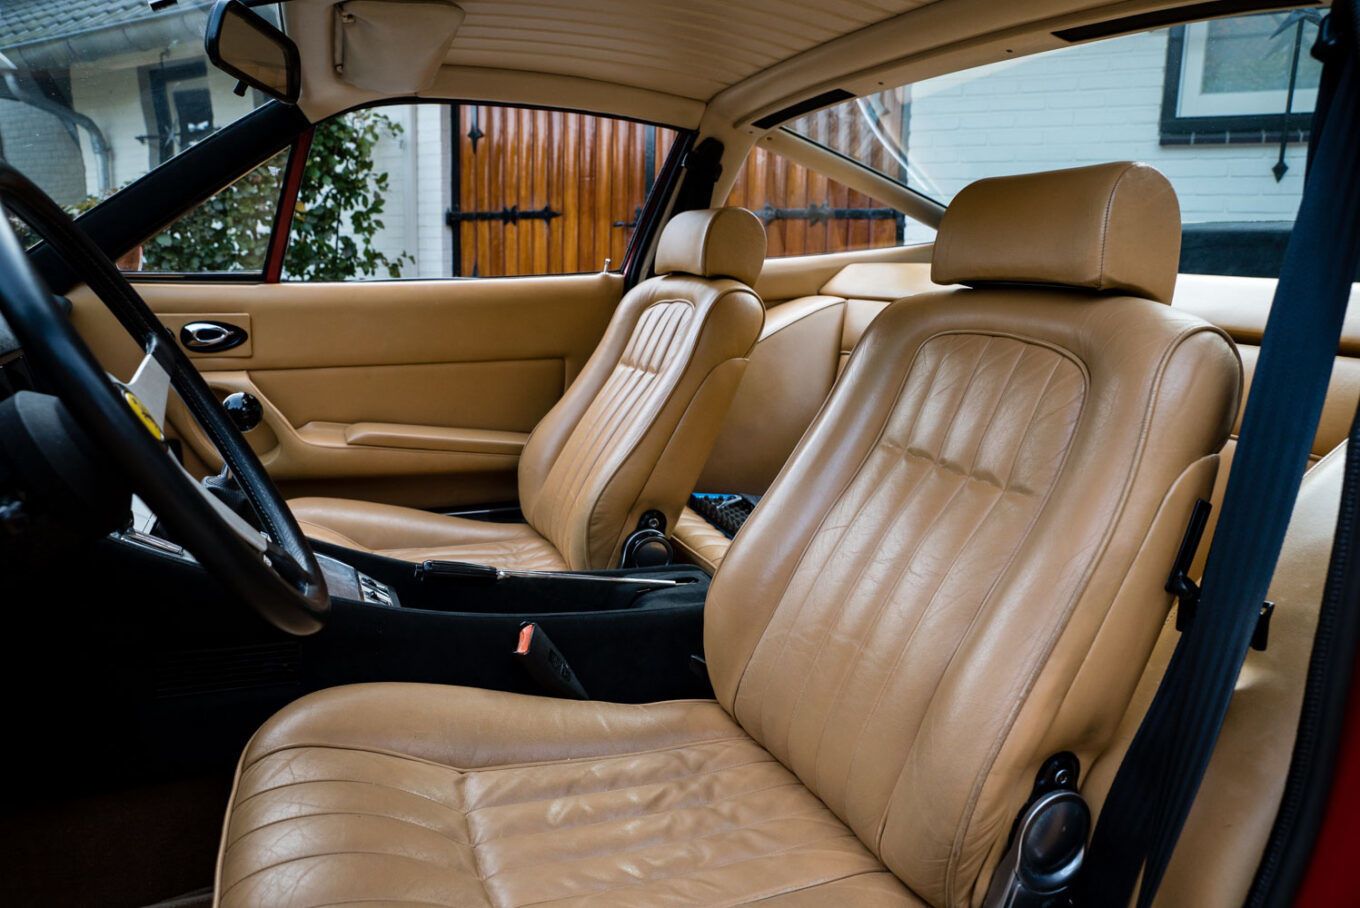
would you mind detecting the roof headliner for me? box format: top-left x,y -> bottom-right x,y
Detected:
441,0 -> 936,101
286,0 -> 1319,129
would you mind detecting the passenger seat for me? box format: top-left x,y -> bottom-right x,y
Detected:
291,207 -> 767,571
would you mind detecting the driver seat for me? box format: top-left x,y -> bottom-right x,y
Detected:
215,163 -> 1241,906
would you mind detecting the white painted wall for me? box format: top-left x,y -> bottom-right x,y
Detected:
356,103 -> 450,279
902,28 -> 1307,243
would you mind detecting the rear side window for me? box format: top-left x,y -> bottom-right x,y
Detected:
787,9 -> 1324,277
724,142 -> 935,259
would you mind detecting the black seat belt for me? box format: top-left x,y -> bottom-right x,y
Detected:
1079,3 -> 1360,905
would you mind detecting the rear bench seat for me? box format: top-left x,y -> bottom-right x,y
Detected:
674,269 -> 1360,575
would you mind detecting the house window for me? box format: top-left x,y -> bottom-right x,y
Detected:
1160,11 -> 1323,145
144,62 -> 217,166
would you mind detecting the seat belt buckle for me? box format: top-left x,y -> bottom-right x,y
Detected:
513,622 -> 589,700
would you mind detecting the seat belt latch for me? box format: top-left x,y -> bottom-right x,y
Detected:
1166,498 -> 1212,632
513,622 -> 589,700
1164,498 -> 1275,651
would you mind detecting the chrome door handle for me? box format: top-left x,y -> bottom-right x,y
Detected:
179,321 -> 247,352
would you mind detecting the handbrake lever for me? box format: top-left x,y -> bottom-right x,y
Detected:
418,559 -> 690,588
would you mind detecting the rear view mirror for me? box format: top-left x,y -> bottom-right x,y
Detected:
205,0 -> 301,104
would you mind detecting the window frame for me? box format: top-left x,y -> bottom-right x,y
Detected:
1159,21 -> 1316,146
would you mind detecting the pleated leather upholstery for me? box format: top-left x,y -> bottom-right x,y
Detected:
288,208 -> 766,571
218,685 -> 920,907
219,172 -> 1242,908
706,289 -> 1240,905
518,275 -> 764,569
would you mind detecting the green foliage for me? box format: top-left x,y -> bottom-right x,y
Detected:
141,151 -> 285,273
283,109 -> 413,280
141,109 -> 411,279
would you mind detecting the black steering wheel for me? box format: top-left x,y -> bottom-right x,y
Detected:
0,164 -> 328,634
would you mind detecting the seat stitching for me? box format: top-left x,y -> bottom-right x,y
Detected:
234,775 -> 465,813
930,335 -> 997,466
472,778 -> 807,847
511,829 -> 864,907
310,901 -> 457,907
838,476 -> 1012,804
872,354 -> 1077,850
482,803 -> 845,882
941,322 -> 1227,897
725,322 -> 941,714
464,752 -> 781,819
226,808 -> 470,849
310,901 -> 458,907
806,460 -> 979,790
245,732 -> 748,777
221,848 -> 462,900
738,333 -> 956,715
747,869 -> 909,905
769,450 -> 932,756
834,344 -> 1053,799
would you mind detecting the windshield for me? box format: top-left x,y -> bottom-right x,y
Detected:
0,0 -> 278,209
787,9 -> 1322,229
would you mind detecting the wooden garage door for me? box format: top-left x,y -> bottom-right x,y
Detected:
450,104 -> 678,277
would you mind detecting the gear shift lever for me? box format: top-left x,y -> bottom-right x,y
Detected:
206,392 -> 264,526
222,391 -> 262,433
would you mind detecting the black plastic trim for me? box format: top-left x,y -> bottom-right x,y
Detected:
752,89 -> 856,130
1054,0 -> 1319,42
32,102 -> 309,294
204,0 -> 302,104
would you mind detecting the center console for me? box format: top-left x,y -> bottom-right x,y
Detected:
306,539 -> 714,703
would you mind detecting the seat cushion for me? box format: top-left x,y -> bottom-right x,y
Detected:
290,497 -> 567,571
216,683 -> 918,907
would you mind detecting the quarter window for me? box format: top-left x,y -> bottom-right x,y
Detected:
725,144 -> 933,258
785,9 -> 1320,277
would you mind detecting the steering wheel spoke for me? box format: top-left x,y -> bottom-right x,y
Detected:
0,164 -> 327,634
116,339 -> 172,439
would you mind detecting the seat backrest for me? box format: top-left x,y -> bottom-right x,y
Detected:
517,208 -> 766,570
704,163 -> 1242,906
698,262 -> 951,495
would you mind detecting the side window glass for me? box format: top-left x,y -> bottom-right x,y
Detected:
125,150 -> 288,274
283,103 -> 680,281
725,144 -> 933,259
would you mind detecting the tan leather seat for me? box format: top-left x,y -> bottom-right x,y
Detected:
291,207 -> 767,571
217,162 -> 1241,906
675,263 -> 953,573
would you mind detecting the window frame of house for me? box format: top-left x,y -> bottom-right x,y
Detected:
1159,20 -> 1316,146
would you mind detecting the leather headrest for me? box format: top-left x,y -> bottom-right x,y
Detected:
655,208 -> 766,286
931,162 -> 1181,303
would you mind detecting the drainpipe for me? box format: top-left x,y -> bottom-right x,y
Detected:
0,51 -> 113,195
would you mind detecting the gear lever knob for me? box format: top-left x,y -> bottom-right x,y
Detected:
222,391 -> 263,433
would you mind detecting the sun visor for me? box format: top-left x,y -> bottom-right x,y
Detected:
333,0 -> 464,94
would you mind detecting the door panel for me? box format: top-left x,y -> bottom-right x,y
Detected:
70,272 -> 622,507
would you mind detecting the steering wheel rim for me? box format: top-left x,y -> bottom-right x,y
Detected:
0,164 -> 328,634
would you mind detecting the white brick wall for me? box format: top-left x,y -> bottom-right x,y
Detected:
903,28 -> 1307,245
359,103 -> 451,278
